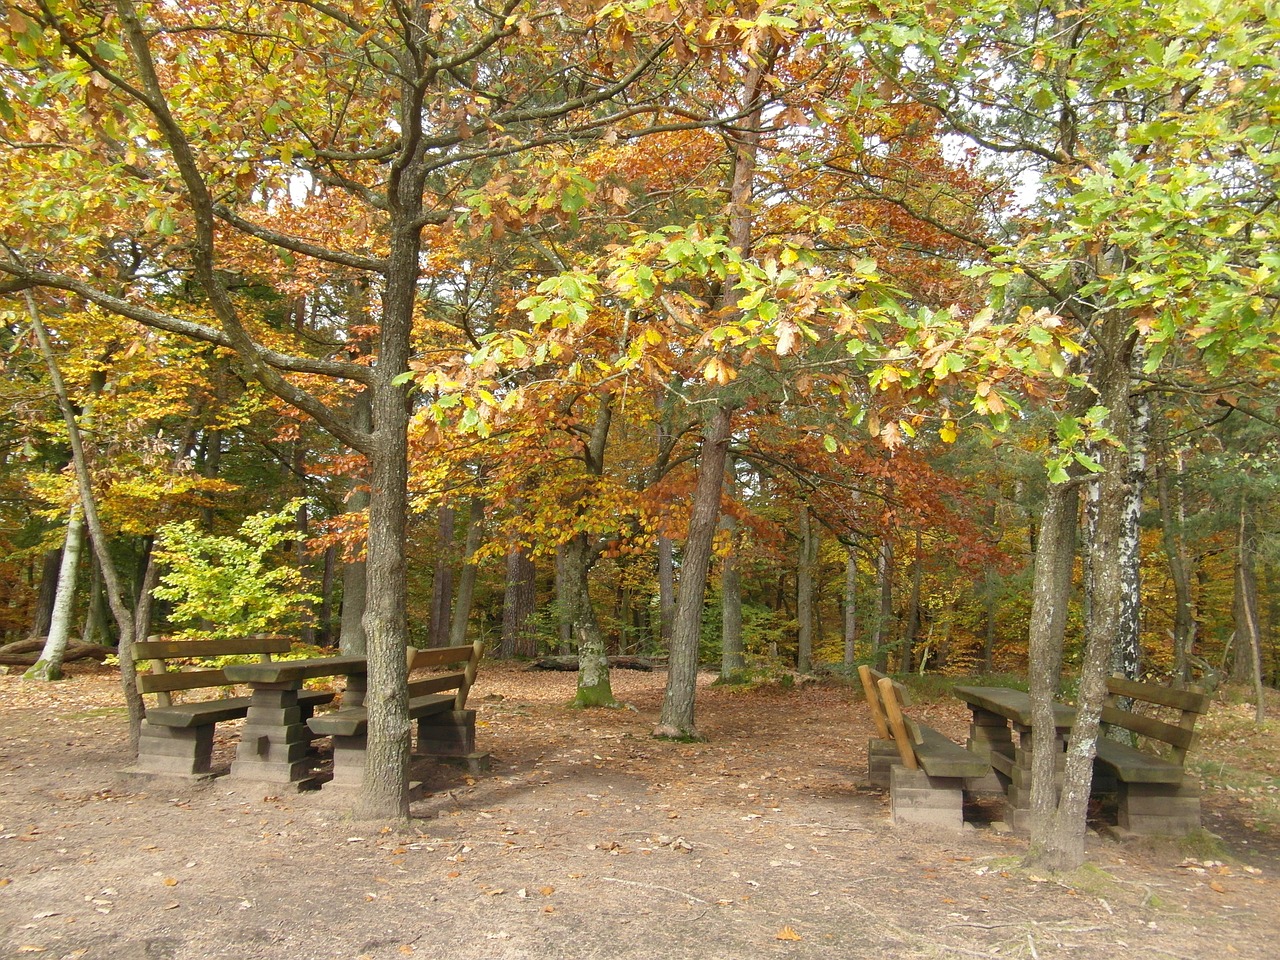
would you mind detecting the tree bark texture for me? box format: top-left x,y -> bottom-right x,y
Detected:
501,543 -> 538,659
656,404 -> 733,738
843,546 -> 857,666
1029,313 -> 1134,872
428,505 -> 455,648
448,496 -> 485,647
796,503 -> 816,675
27,505 -> 86,681
720,500 -> 745,677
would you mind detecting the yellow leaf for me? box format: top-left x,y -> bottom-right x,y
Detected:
776,926 -> 803,941
163,877 -> 179,887
940,422 -> 958,444
1209,881 -> 1227,893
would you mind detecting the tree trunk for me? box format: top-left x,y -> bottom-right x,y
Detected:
871,536 -> 894,672
656,404 -> 733,738
796,502 -> 816,675
554,545 -> 572,655
82,551 -> 109,646
563,532 -> 618,707
340,549 -> 369,656
26,292 -> 143,747
428,505 -> 456,648
26,505 -> 86,681
1025,477 -> 1081,838
902,528 -> 924,672
1154,428 -> 1195,683
1234,499 -> 1266,723
500,542 -> 537,659
27,549 -> 61,641
1028,313 -> 1133,872
448,496 -> 485,647
658,535 -> 676,647
843,545 -> 857,666
1113,378 -> 1148,683
720,473 -> 745,678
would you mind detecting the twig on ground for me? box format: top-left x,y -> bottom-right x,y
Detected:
601,876 -> 709,905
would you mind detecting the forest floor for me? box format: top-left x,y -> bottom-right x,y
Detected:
1,662 -> 1278,960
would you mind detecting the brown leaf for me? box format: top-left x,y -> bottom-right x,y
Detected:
776,926 -> 803,942
1209,881 -> 1227,893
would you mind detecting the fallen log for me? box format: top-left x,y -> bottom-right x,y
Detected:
525,655 -> 660,672
0,637 -> 112,667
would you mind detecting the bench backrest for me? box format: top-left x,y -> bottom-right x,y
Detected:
858,665 -> 922,770
1102,676 -> 1210,764
134,635 -> 291,707
406,640 -> 484,710
858,665 -> 909,742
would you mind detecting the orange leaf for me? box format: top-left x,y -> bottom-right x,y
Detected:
776,926 -> 803,942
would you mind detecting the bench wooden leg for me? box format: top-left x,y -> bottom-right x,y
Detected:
415,709 -> 476,757
329,733 -> 367,788
133,721 -> 216,777
1117,778 -> 1202,835
867,738 -> 902,789
890,766 -> 964,829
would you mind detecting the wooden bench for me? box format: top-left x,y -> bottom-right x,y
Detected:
859,666 -> 991,828
1092,676 -> 1210,835
130,635 -> 335,778
307,641 -> 485,788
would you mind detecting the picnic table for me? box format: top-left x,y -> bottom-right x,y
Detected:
953,681 -> 1209,835
952,685 -> 1076,831
222,655 -> 367,785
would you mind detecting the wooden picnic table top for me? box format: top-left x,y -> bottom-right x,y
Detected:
952,685 -> 1076,729
223,655 -> 367,685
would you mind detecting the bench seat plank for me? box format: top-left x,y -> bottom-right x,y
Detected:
914,727 -> 992,780
146,696 -> 254,728
1095,737 -> 1185,784
308,693 -> 454,738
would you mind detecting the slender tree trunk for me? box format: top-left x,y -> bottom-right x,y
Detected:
1113,379 -> 1148,682
796,503 -> 816,675
1025,478 -> 1081,835
26,292 -> 143,746
27,549 -> 61,641
1235,499 -> 1266,723
82,552 -> 108,646
429,505 -> 456,648
448,496 -> 485,647
318,545 -> 337,646
1154,424 -> 1195,683
555,545 -> 572,654
902,528 -> 924,672
563,532 -> 617,707
26,505 -> 86,681
657,535 -> 676,647
720,465 -> 745,677
657,404 -> 733,738
872,536 -> 894,672
501,543 -> 537,659
843,545 -> 857,666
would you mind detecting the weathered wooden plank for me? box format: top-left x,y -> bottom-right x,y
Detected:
1100,704 -> 1198,752
145,697 -> 253,728
915,727 -> 991,780
222,655 -> 367,684
137,668 -> 232,694
134,636 -> 292,660
1106,676 -> 1209,714
1094,738 -> 1185,783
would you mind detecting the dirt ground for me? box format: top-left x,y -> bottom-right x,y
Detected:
2,663 -> 1278,960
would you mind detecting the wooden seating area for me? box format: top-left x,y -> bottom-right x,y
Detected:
307,641 -> 485,788
129,635 -> 335,778
1093,676 -> 1210,835
858,665 -> 991,829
